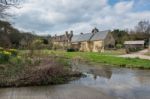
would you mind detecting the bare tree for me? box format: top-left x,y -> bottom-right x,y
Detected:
0,0 -> 20,18
135,20 -> 150,34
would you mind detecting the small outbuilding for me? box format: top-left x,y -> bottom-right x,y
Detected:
124,40 -> 145,53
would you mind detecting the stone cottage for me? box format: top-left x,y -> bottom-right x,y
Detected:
71,33 -> 93,52
71,28 -> 115,52
52,31 -> 73,50
90,30 -> 115,52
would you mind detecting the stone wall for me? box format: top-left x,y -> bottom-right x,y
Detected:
92,41 -> 104,52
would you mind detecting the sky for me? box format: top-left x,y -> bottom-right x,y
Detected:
8,0 -> 150,35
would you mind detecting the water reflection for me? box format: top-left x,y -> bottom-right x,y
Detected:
72,62 -> 112,79
89,67 -> 112,80
0,63 -> 150,99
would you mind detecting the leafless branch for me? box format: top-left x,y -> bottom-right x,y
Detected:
0,0 -> 20,18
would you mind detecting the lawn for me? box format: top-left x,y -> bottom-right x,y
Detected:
43,50 -> 150,69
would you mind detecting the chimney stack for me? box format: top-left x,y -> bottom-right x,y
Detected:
70,30 -> 73,37
70,30 -> 73,35
65,31 -> 68,36
92,27 -> 99,34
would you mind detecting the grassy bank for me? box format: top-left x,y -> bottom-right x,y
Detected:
44,50 -> 150,69
0,49 -> 81,87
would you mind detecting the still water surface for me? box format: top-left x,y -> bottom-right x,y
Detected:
0,63 -> 150,99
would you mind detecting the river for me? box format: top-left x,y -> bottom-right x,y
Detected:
0,63 -> 150,99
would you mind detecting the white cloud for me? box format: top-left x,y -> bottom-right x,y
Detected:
114,1 -> 134,14
7,0 -> 150,35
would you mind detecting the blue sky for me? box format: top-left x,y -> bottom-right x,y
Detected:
109,0 -> 150,11
109,0 -> 125,5
8,0 -> 150,35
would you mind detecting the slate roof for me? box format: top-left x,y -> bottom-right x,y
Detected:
71,33 -> 93,43
124,40 -> 145,45
90,30 -> 109,41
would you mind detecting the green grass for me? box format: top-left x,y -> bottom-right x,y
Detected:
18,50 -> 150,68
42,50 -> 150,69
103,49 -> 126,55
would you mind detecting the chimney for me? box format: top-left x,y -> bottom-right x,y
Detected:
69,30 -> 74,41
80,32 -> 83,35
70,30 -> 73,36
92,27 -> 99,34
55,34 -> 57,39
70,30 -> 73,35
65,31 -> 69,36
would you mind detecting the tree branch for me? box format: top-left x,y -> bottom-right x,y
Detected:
0,0 -> 20,18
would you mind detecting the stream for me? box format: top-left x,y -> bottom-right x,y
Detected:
0,63 -> 150,99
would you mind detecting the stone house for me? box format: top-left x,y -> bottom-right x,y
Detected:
124,40 -> 145,53
71,28 -> 115,52
71,33 -> 93,52
52,31 -> 73,50
90,30 -> 115,52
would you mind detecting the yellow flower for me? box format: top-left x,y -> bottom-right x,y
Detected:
3,51 -> 11,56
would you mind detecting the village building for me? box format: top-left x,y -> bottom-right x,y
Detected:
71,28 -> 115,52
124,40 -> 145,53
71,33 -> 93,52
90,30 -> 115,52
52,31 -> 73,50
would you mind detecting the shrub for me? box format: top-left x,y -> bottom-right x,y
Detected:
7,49 -> 18,56
0,49 -> 18,64
0,47 -> 4,52
9,56 -> 22,65
116,44 -> 123,49
128,47 -> 143,52
0,51 -> 11,63
67,48 -> 76,52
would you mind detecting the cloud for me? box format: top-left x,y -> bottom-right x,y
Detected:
114,1 -> 134,14
7,0 -> 150,35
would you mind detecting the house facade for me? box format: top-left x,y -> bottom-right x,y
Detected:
52,31 -> 73,50
90,30 -> 115,52
71,33 -> 93,51
71,28 -> 115,52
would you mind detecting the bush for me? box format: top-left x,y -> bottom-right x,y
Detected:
0,51 -> 11,63
0,48 -> 18,64
0,47 -> 4,51
67,48 -> 76,52
7,49 -> 18,56
116,44 -> 123,49
9,56 -> 22,65
128,47 -> 143,52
